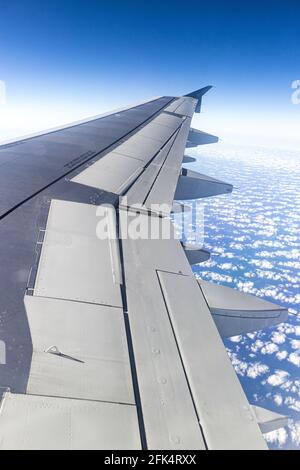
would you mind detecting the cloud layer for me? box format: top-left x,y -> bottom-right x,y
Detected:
187,143 -> 300,449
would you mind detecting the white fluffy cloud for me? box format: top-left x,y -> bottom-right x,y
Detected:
288,351 -> 300,367
261,343 -> 279,355
290,421 -> 300,447
284,397 -> 300,412
230,335 -> 243,343
271,331 -> 286,345
267,370 -> 290,387
290,339 -> 300,350
276,350 -> 288,361
264,428 -> 288,447
246,362 -> 269,379
273,394 -> 283,406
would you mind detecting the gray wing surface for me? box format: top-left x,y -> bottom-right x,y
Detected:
0,89 -> 288,449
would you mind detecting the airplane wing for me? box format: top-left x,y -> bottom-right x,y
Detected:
0,88 -> 288,450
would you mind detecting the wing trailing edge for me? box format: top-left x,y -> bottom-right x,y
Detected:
251,406 -> 288,434
186,128 -> 219,147
198,280 -> 288,338
175,168 -> 233,200
181,242 -> 211,265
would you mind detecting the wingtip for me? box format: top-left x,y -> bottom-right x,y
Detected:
184,86 -> 214,113
184,85 -> 213,99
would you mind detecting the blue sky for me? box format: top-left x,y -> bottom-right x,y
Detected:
0,0 -> 299,147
